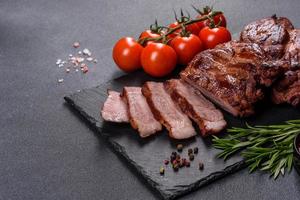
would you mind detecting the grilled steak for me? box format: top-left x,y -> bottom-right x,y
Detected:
240,16 -> 294,59
142,82 -> 196,139
164,79 -> 226,136
283,29 -> 300,69
122,87 -> 162,137
180,41 -> 283,117
101,90 -> 129,123
272,70 -> 300,106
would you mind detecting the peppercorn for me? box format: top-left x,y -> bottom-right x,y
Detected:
188,148 -> 193,155
171,151 -> 177,156
179,160 -> 185,168
185,161 -> 190,167
193,147 -> 198,154
164,160 -> 169,165
170,154 -> 176,162
160,167 -> 165,175
176,154 -> 181,161
199,162 -> 204,170
172,160 -> 178,166
173,164 -> 179,171
177,144 -> 183,152
189,154 -> 194,161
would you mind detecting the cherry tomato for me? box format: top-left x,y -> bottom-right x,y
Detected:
168,22 -> 201,38
141,43 -> 177,77
199,26 -> 231,49
112,37 -> 143,72
170,34 -> 204,65
139,30 -> 161,45
196,13 -> 227,30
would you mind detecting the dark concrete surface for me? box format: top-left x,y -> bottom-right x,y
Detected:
0,0 -> 300,199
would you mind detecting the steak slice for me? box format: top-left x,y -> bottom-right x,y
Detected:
272,70 -> 300,106
142,82 -> 196,139
240,16 -> 294,59
122,87 -> 162,137
101,90 -> 129,123
164,79 -> 226,136
180,41 -> 283,117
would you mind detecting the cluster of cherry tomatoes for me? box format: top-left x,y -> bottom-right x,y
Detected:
112,6 -> 231,77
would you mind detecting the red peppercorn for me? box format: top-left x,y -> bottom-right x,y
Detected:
164,160 -> 169,165
172,160 -> 178,166
185,161 -> 190,167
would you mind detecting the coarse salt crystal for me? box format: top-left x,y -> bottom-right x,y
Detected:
75,69 -> 79,72
73,42 -> 80,48
86,57 -> 93,62
83,48 -> 92,56
58,64 -> 64,68
58,78 -> 64,83
66,68 -> 70,73
78,51 -> 82,55
56,59 -> 62,65
76,57 -> 84,63
93,59 -> 98,63
69,54 -> 73,57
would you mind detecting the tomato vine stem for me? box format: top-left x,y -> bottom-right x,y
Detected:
137,11 -> 223,45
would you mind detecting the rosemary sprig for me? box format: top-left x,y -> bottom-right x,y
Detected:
212,119 -> 300,179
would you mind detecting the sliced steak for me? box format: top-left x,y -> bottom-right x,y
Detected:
122,87 -> 162,137
164,79 -> 226,136
180,41 -> 283,117
272,70 -> 300,106
240,16 -> 294,59
142,82 -> 196,139
101,90 -> 129,123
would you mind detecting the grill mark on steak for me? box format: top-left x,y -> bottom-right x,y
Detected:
101,90 -> 129,123
164,79 -> 226,136
142,82 -> 196,139
122,87 -> 162,137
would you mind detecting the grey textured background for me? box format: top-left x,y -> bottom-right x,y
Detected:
0,0 -> 300,199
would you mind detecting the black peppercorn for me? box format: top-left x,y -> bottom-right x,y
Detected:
193,147 -> 198,154
188,148 -> 193,155
170,154 -> 176,162
189,154 -> 194,161
199,162 -> 204,170
177,144 -> 183,152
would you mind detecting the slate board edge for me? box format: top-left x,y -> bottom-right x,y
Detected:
64,82 -> 247,200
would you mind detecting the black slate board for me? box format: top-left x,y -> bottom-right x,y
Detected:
64,71 -> 300,199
